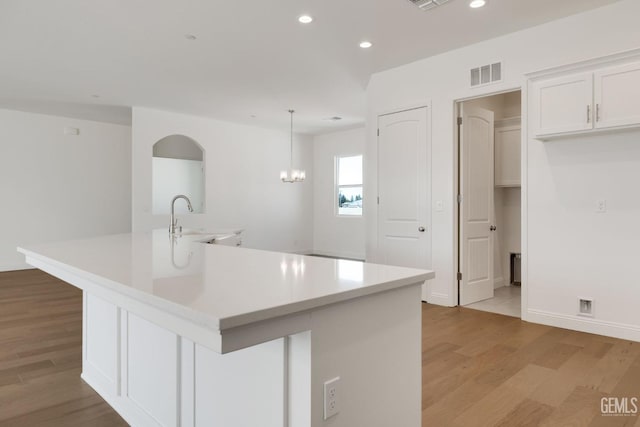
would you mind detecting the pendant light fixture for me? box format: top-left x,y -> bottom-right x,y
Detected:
280,109 -> 306,183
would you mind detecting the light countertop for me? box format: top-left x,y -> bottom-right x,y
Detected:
18,230 -> 434,332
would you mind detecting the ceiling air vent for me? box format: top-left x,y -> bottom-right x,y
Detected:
407,0 -> 452,11
470,62 -> 502,87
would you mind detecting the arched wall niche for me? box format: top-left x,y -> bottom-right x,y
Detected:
152,135 -> 205,214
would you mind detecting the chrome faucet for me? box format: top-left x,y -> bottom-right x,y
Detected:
170,195 -> 194,234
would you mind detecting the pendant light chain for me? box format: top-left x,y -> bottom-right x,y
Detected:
280,109 -> 305,183
290,109 -> 294,170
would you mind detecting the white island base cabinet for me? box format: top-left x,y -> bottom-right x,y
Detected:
83,291 -> 287,427
81,287 -> 422,427
19,233 -> 431,427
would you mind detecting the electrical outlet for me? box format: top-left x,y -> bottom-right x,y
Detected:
435,200 -> 444,212
578,298 -> 594,317
596,199 -> 607,213
323,377 -> 340,420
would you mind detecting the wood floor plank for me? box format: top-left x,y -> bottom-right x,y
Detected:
533,342 -> 583,370
422,377 -> 494,426
454,364 -> 556,427
579,341 -> 640,393
494,398 -> 554,427
422,343 -> 515,409
539,386 -> 607,427
529,350 -> 603,407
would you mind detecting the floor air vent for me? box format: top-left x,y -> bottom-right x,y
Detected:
407,0 -> 452,11
470,62 -> 502,87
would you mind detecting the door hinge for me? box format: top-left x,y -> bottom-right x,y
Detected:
457,194 -> 462,204
457,117 -> 462,126
457,272 -> 462,281
377,196 -> 380,205
377,128 -> 380,136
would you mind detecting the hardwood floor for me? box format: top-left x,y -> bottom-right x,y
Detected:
422,303 -> 640,426
1,269 -> 639,426
0,270 -> 127,426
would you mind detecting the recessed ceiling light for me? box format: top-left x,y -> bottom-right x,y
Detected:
359,41 -> 373,49
184,34 -> 197,40
298,15 -> 313,24
469,0 -> 486,8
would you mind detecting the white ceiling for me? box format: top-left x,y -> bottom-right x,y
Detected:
0,0 -> 619,134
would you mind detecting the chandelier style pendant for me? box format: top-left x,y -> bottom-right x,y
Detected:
280,109 -> 306,183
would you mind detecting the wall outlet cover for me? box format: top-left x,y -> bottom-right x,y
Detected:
323,377 -> 340,420
578,298 -> 594,317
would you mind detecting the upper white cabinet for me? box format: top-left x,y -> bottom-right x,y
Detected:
495,119 -> 521,187
594,62 -> 640,129
529,50 -> 640,140
531,72 -> 593,138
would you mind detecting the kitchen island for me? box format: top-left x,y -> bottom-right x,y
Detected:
18,231 -> 434,427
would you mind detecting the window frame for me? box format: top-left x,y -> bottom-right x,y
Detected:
335,154 -> 363,218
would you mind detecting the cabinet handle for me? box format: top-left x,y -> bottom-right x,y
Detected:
587,105 -> 591,123
596,104 -> 600,122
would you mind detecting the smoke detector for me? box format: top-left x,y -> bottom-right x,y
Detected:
407,0 -> 452,11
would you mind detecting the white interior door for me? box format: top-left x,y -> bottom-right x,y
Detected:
377,107 -> 430,273
459,106 -> 495,305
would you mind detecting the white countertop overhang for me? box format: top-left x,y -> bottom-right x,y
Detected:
18,231 -> 434,353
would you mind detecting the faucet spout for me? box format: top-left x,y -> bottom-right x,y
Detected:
170,194 -> 194,234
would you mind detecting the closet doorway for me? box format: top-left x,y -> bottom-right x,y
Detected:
456,90 -> 522,318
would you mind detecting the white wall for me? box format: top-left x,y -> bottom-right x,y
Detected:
312,128 -> 366,260
0,109 -> 131,271
132,107 -> 314,254
366,0 -> 640,339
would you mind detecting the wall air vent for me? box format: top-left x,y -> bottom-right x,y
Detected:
470,62 -> 503,87
407,0 -> 452,11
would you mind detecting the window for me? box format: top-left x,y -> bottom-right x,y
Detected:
337,155 -> 363,216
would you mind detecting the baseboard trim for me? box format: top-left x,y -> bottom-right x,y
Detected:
425,292 -> 454,307
527,308 -> 640,342
81,372 -> 153,427
0,264 -> 34,273
494,277 -> 505,289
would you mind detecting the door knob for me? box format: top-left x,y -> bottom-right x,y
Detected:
490,225 -> 497,231
418,226 -> 426,232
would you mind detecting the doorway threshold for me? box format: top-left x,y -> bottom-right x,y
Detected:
464,286 -> 521,318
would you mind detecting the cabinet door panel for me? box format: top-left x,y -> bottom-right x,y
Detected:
595,62 -> 640,129
495,124 -> 521,187
532,72 -> 593,137
127,313 -> 178,426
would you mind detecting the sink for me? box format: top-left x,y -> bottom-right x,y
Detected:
204,233 -> 242,246
175,229 -> 209,236
171,229 -> 243,246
